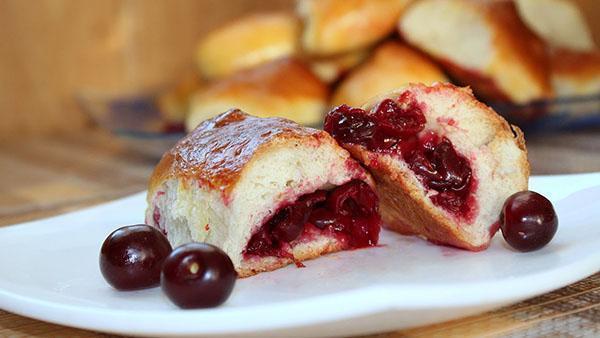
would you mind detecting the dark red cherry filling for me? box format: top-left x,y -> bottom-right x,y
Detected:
407,133 -> 474,216
244,180 -> 381,258
324,96 -> 476,219
324,96 -> 426,153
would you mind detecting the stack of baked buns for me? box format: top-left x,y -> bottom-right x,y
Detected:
153,0 -> 599,129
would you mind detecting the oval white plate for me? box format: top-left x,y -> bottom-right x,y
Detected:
0,173 -> 599,337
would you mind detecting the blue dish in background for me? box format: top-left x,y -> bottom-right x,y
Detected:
80,88 -> 600,159
78,89 -> 185,159
491,94 -> 600,132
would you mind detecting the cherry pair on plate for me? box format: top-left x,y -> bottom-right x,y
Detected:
99,224 -> 236,309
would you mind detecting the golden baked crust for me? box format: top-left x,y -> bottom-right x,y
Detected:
151,109 -> 329,197
332,42 -> 447,107
550,48 -> 600,96
186,58 -> 329,129
195,12 -> 300,79
551,49 -> 600,78
298,0 -> 412,55
307,48 -> 370,83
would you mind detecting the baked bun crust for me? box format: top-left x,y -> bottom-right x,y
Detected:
332,42 -> 447,107
399,0 -> 552,104
298,0 -> 412,55
325,83 -> 529,250
195,12 -> 299,80
515,0 -> 595,52
148,110 -> 375,277
157,72 -> 204,125
550,48 -> 600,97
308,49 -> 369,83
186,58 -> 328,130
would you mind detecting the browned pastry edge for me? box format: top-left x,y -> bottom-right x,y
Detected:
550,48 -> 600,82
150,109 -> 330,198
298,0 -> 411,56
487,0 -> 550,99
200,57 -> 329,101
238,241 -> 345,277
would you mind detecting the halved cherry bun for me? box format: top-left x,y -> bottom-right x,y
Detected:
324,83 -> 529,250
147,109 -> 381,277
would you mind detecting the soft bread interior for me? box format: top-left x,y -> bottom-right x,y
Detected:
399,0 -> 550,103
363,84 -> 528,248
399,0 -> 492,70
515,0 -> 595,52
146,136 -> 364,277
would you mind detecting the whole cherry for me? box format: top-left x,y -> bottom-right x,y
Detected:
100,224 -> 172,290
500,191 -> 558,252
161,243 -> 237,308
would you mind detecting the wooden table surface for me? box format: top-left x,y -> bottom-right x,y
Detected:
1,130 -> 599,337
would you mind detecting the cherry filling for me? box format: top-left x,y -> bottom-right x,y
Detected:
324,96 -> 476,219
407,133 -> 474,216
244,180 -> 381,258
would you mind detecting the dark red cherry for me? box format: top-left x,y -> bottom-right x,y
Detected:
324,105 -> 376,148
308,207 -> 337,229
407,137 -> 473,216
327,180 -> 378,217
245,229 -> 274,256
372,98 -> 426,137
243,180 -> 381,258
100,224 -> 172,290
161,243 -> 236,309
299,190 -> 327,208
347,215 -> 381,247
269,204 -> 309,242
324,97 -> 426,152
501,191 -> 558,252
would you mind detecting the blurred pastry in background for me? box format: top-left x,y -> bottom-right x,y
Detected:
186,58 -> 328,130
298,0 -> 412,55
308,48 -> 370,83
157,72 -> 204,129
331,41 -> 447,107
195,12 -> 299,80
515,0 -> 595,52
550,49 -> 600,97
514,0 -> 600,100
399,0 -> 552,105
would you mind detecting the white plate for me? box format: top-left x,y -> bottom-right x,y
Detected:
1,173 -> 599,337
